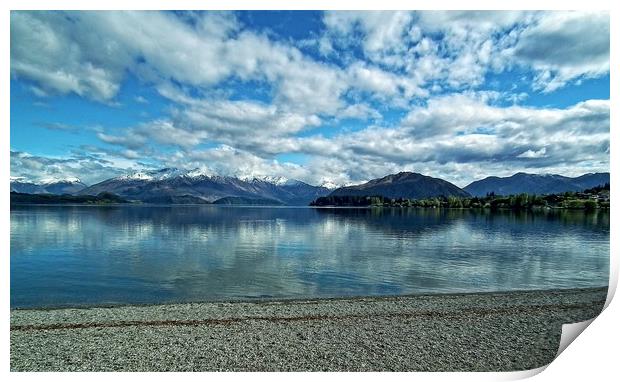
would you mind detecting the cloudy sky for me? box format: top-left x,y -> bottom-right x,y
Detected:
10,10 -> 609,187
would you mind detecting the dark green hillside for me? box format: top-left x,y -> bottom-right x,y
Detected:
10,192 -> 127,205
328,172 -> 470,199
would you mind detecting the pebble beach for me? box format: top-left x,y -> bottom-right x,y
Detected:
10,287 -> 607,372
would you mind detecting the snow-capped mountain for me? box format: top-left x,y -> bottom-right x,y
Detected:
319,180 -> 340,190
116,168 -> 191,181
40,176 -> 82,184
241,175 -> 292,186
10,177 -> 87,195
11,169 -> 609,204
78,168 -> 332,205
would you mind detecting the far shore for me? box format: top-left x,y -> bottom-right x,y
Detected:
10,202 -> 611,211
11,287 -> 607,372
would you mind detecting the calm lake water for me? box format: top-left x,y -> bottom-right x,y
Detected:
10,205 -> 609,308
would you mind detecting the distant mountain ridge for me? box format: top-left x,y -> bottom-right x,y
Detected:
10,178 -> 87,195
77,168 -> 331,205
11,170 -> 610,205
328,172 -> 470,199
464,172 -> 610,196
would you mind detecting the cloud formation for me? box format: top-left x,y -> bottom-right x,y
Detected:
10,150 -> 129,184
10,11 -> 610,187
513,12 -> 610,92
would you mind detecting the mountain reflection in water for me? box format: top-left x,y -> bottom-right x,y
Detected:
10,205 -> 609,308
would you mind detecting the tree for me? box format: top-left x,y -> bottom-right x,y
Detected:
584,200 -> 597,211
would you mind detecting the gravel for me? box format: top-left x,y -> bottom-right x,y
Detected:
10,287 -> 607,372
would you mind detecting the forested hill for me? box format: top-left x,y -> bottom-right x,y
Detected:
328,172 -> 470,199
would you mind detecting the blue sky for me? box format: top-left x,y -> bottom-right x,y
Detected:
10,11 -> 610,187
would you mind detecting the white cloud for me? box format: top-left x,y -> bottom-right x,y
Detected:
11,10 -> 610,108
11,11 -> 349,114
324,11 -> 413,61
517,148 -> 547,159
415,11 -> 529,33
10,150 -> 134,184
89,90 -> 609,187
95,95 -> 324,156
337,103 -> 382,121
321,10 -> 609,94
97,131 -> 146,150
10,12 -> 124,101
283,95 -> 609,185
513,11 -> 610,92
347,62 -> 426,101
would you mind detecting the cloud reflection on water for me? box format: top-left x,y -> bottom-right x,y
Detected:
10,206 -> 609,308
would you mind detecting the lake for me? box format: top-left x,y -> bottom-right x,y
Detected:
10,205 -> 609,308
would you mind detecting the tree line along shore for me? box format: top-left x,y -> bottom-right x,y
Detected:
310,183 -> 610,210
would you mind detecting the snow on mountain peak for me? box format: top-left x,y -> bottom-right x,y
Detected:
154,168 -> 186,180
186,167 -> 214,178
118,168 -> 186,181
114,168 -> 331,188
39,176 -> 83,185
319,180 -> 340,189
118,171 -> 154,181
238,175 -> 290,185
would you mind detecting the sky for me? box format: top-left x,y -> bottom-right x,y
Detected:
9,10 -> 610,187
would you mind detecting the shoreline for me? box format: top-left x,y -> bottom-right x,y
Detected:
10,285 -> 609,311
11,202 -> 610,210
11,287 -> 607,372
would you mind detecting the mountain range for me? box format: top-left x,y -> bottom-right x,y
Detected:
10,178 -> 87,195
9,169 -> 609,205
463,172 -> 610,197
76,168 -> 332,205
